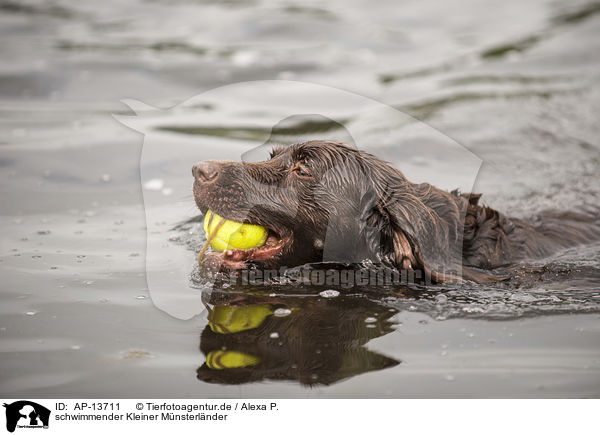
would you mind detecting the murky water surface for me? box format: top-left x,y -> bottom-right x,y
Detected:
1,0 -> 599,397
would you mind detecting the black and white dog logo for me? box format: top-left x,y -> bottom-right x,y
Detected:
3,401 -> 50,433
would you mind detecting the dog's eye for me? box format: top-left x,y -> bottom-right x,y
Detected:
293,164 -> 311,178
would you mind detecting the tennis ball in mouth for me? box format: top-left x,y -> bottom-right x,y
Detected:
203,210 -> 268,252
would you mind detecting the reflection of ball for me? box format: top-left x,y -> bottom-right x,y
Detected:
203,210 -> 267,251
206,350 -> 261,370
208,304 -> 274,334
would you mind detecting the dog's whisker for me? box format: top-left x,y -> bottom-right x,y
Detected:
197,216 -> 225,264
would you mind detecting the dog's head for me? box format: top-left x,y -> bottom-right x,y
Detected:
193,140 -> 466,281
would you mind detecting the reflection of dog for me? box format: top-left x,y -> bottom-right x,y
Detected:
3,401 -> 51,433
193,141 -> 600,283
197,291 -> 400,386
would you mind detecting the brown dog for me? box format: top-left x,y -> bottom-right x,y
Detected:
193,141 -> 599,283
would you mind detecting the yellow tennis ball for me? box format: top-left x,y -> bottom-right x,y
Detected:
203,210 -> 267,251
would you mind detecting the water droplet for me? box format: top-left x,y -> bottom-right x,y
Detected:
25,311 -> 37,316
144,178 -> 164,191
364,317 -> 377,323
273,308 -> 292,317
231,50 -> 259,67
319,289 -> 339,298
135,295 -> 147,300
269,332 -> 279,339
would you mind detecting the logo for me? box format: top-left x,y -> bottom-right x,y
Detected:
3,401 -> 50,433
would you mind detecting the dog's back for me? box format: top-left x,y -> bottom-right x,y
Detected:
461,192 -> 600,269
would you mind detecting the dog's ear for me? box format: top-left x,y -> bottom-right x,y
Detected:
374,181 -> 505,284
357,167 -> 461,280
381,186 -> 465,282
388,208 -> 506,284
357,153 -> 501,284
389,219 -> 505,284
359,196 -> 432,274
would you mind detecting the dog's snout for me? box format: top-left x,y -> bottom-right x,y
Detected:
192,161 -> 219,182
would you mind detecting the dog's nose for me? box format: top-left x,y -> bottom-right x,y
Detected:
192,161 -> 219,182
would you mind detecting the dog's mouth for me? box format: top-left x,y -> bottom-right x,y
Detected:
203,232 -> 287,270
199,210 -> 288,270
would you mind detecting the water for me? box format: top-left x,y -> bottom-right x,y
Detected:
1,0 -> 600,398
